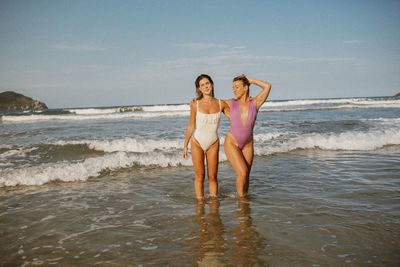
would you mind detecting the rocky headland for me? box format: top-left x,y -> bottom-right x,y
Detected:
0,91 -> 48,111
394,93 -> 400,97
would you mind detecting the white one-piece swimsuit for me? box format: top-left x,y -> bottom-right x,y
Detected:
193,99 -> 221,151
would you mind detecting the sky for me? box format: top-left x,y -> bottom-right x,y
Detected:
0,0 -> 399,108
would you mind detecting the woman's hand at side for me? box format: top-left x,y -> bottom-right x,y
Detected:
182,99 -> 197,160
182,146 -> 188,160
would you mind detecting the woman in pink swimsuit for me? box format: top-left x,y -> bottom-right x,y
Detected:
224,75 -> 271,198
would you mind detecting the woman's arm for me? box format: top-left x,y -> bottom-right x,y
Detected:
248,77 -> 271,111
221,100 -> 231,119
182,99 -> 197,160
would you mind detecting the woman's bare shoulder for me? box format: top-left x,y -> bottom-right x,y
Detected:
190,98 -> 197,105
189,98 -> 198,112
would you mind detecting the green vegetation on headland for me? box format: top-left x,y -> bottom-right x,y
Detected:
0,91 -> 48,111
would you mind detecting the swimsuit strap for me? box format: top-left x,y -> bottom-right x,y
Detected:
231,98 -> 237,111
250,99 -> 256,113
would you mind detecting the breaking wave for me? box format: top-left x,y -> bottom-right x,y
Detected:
1,111 -> 189,123
255,128 -> 400,155
1,124 -> 398,187
52,138 -> 183,153
2,97 -> 398,123
0,152 -> 191,187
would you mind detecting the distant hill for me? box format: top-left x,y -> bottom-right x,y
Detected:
394,93 -> 400,97
0,91 -> 48,111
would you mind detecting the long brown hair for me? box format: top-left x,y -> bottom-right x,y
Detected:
195,74 -> 214,99
233,74 -> 250,96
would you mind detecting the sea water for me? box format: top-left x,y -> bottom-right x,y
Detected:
0,97 -> 399,266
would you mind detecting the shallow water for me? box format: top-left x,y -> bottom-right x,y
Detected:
1,97 -> 400,265
1,150 -> 399,266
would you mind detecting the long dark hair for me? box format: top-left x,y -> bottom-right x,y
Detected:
233,74 -> 250,97
195,74 -> 214,99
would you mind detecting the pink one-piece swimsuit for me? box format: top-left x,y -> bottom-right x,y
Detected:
228,99 -> 257,149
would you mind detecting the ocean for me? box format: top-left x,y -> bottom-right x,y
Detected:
1,96 -> 399,266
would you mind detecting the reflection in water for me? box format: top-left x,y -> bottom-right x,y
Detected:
230,200 -> 266,267
189,199 -> 228,266
188,199 -> 266,266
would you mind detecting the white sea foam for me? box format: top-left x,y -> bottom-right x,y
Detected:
0,147 -> 38,159
67,104 -> 190,114
0,141 -> 231,187
261,98 -> 356,108
255,128 -> 400,155
218,132 -> 284,145
0,151 -> 192,187
335,102 -> 400,109
2,97 -> 398,123
253,132 -> 286,142
364,117 -> 400,125
68,108 -> 124,115
1,111 -> 189,123
61,98 -> 400,116
261,98 -> 400,108
52,138 -> 182,153
260,98 -> 400,112
1,127 -> 397,187
0,149 -> 26,159
142,104 -> 190,112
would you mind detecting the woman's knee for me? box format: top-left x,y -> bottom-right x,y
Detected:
236,166 -> 248,180
208,174 -> 218,183
194,171 -> 205,181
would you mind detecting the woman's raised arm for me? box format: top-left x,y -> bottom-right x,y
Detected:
248,77 -> 271,111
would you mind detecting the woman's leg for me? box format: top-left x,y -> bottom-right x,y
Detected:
224,133 -> 249,197
241,139 -> 254,195
191,137 -> 205,200
205,139 -> 219,197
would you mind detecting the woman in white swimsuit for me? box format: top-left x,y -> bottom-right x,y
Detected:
183,74 -> 229,200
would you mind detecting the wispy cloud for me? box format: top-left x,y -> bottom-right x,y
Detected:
265,56 -> 355,63
343,40 -> 363,44
231,46 -> 246,50
52,44 -> 106,51
218,46 -> 247,55
173,43 -> 227,50
148,54 -> 356,70
142,53 -> 357,82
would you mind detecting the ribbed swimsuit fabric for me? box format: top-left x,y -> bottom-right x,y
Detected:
228,99 -> 257,149
193,99 -> 222,151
